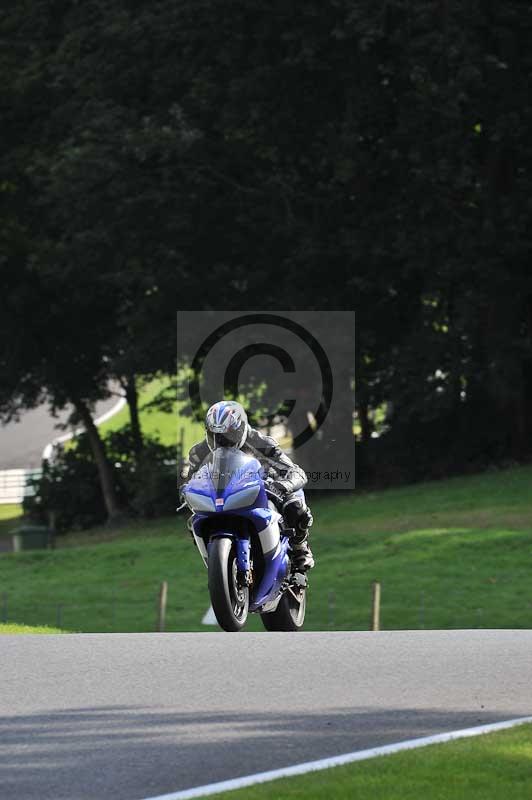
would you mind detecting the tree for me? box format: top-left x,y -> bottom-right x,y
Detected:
2,0 -> 532,502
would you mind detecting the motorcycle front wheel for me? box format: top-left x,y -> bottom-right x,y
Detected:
208,537 -> 249,632
261,586 -> 307,631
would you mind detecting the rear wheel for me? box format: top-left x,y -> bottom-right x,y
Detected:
208,537 -> 249,632
261,586 -> 307,631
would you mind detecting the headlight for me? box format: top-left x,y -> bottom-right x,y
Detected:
184,491 -> 216,512
224,485 -> 260,510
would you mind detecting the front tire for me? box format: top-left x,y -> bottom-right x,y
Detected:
261,587 -> 307,631
208,537 -> 249,632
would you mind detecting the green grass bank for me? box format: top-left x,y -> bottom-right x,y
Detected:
98,376 -> 204,451
213,723 -> 532,800
0,622 -> 66,634
1,464 -> 531,632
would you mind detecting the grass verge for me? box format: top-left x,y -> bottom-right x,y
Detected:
212,723 -> 532,800
0,464 -> 532,632
0,504 -> 23,538
0,622 -> 66,634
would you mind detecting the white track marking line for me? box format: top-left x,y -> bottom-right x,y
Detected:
92,397 -> 128,427
140,715 -> 532,800
41,397 -> 126,460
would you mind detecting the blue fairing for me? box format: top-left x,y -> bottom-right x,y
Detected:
252,535 -> 290,609
184,447 -> 292,612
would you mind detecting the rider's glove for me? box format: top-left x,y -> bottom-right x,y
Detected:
268,479 -> 290,499
178,483 -> 187,503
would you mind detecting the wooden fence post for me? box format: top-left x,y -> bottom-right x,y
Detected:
371,581 -> 381,631
328,590 -> 335,629
157,581 -> 168,632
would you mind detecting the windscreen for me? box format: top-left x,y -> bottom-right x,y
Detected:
210,447 -> 259,495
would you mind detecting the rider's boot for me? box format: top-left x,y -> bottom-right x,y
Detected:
289,531 -> 315,572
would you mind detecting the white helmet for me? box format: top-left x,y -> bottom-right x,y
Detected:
205,400 -> 249,451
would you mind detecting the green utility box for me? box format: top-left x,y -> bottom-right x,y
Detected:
12,525 -> 52,552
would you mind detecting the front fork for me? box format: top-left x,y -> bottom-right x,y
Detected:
235,536 -> 253,587
210,533 -> 253,587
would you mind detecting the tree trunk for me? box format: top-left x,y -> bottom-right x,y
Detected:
124,374 -> 143,457
358,401 -> 373,444
355,400 -> 374,487
74,397 -> 124,521
523,296 -> 532,453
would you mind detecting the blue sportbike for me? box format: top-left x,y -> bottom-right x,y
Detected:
181,447 -> 308,632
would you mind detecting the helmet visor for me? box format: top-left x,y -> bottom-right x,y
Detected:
207,425 -> 245,450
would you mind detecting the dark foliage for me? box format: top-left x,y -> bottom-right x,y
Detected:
3,0 -> 532,510
105,428 -> 178,519
24,430 -> 178,532
24,439 -> 109,532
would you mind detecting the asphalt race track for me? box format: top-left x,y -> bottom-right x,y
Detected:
2,630 -> 532,799
0,394 -> 122,470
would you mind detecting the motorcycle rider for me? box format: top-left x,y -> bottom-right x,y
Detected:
181,400 -> 315,571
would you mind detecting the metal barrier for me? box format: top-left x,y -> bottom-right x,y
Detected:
0,469 -> 42,505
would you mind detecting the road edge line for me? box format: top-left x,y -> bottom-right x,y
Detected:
41,396 -> 126,461
141,715 -> 532,800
